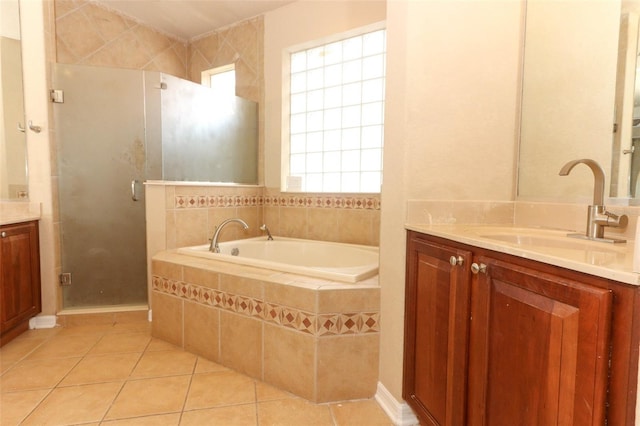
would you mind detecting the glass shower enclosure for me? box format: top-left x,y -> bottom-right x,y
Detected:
53,63 -> 257,309
54,64 -> 149,308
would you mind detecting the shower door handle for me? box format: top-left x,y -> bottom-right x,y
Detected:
131,179 -> 140,201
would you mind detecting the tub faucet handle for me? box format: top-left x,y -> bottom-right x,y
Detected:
260,224 -> 274,240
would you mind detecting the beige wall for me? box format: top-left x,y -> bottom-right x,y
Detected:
21,0 -> 56,315
379,0 -> 524,400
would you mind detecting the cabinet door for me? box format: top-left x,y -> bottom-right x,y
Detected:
404,234 -> 472,425
0,221 -> 41,333
467,256 -> 612,426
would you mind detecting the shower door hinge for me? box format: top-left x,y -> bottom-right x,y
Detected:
50,89 -> 64,103
59,272 -> 72,286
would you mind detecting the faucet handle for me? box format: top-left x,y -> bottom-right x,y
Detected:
604,210 -> 628,228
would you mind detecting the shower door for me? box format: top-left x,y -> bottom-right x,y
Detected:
54,64 -> 149,308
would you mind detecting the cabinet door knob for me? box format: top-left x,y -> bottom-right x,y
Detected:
1,231 -> 6,238
449,255 -> 464,266
471,262 -> 487,274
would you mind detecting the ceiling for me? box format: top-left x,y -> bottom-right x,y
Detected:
94,0 -> 295,41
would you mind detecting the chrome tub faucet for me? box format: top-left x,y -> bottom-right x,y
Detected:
209,218 -> 249,252
559,158 -> 628,243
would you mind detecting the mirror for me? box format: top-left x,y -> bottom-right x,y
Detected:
518,0 -> 621,202
612,1 -> 640,198
0,0 -> 28,200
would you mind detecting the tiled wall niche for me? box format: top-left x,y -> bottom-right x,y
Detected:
151,252 -> 380,403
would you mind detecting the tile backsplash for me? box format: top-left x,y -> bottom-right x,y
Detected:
406,199 -> 640,241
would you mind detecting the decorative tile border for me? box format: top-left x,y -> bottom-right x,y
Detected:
175,195 -> 263,209
152,275 -> 379,336
174,193 -> 381,210
263,195 -> 380,210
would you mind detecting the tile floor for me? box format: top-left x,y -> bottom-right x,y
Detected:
0,319 -> 393,425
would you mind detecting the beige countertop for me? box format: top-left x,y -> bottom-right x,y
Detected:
406,223 -> 640,286
0,202 -> 41,226
0,214 -> 41,226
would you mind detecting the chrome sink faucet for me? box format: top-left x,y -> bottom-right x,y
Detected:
209,218 -> 249,252
559,158 -> 628,243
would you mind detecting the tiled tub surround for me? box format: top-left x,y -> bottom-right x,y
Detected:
155,183 -> 381,249
151,250 -> 380,403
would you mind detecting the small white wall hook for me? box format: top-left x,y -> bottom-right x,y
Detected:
28,121 -> 42,133
17,122 -> 26,133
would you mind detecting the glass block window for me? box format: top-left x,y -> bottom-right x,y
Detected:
287,28 -> 386,193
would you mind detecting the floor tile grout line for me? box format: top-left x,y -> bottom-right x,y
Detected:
177,368 -> 195,424
14,386 -> 54,425
90,326 -> 149,424
95,380 -> 127,425
46,326 -> 120,425
0,330 -> 58,377
9,333 -> 94,425
254,379 -> 260,426
328,402 -> 338,426
97,344 -> 150,424
98,341 -> 194,423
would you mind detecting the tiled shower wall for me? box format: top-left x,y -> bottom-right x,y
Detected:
53,0 -> 188,78
188,18 -> 263,103
53,0 -> 264,99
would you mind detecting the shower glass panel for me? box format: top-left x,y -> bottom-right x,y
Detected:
54,64 -> 150,308
53,63 -> 258,309
160,74 -> 258,183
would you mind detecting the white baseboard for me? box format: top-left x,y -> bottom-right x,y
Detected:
28,315 -> 57,329
375,382 -> 419,426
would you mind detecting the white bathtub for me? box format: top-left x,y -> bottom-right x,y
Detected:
176,236 -> 379,283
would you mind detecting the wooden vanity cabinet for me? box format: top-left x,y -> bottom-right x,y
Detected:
403,230 -> 640,426
0,221 -> 41,346
403,233 -> 473,425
